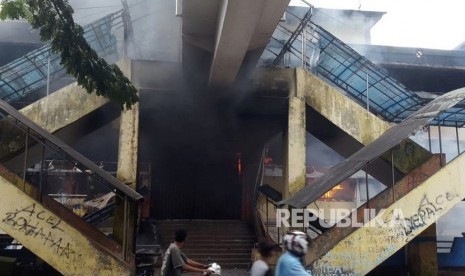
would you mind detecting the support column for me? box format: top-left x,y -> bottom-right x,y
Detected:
283,94 -> 306,197
114,59 -> 139,258
407,224 -> 438,276
116,59 -> 139,190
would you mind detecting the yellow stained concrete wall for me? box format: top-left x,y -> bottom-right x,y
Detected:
117,59 -> 139,189
296,68 -> 431,173
114,59 -> 139,255
0,176 -> 130,276
0,83 -> 109,160
253,68 -> 306,198
18,59 -> 138,134
285,96 -> 307,195
11,59 -> 139,273
0,60 -> 126,161
252,67 -> 430,176
296,68 -> 390,144
19,83 -> 109,133
311,152 -> 465,276
253,68 -> 437,275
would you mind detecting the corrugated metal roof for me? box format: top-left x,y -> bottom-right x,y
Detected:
0,11 -> 121,105
261,8 -> 465,127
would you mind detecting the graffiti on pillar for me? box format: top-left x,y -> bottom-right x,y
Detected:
2,203 -> 76,259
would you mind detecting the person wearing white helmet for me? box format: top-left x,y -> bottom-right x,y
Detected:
275,230 -> 312,276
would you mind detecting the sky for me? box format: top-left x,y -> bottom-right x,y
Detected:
291,0 -> 465,50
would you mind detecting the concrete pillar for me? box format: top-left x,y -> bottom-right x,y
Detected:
114,59 -> 139,256
283,89 -> 306,197
116,59 -> 139,190
407,224 -> 438,276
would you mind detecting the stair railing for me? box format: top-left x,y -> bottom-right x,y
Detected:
260,8 -> 465,128
0,99 -> 143,263
253,146 -> 288,245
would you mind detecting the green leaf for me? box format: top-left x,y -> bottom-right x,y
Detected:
0,0 -> 139,109
0,0 -> 29,20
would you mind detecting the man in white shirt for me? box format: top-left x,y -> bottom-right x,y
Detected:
250,240 -> 274,276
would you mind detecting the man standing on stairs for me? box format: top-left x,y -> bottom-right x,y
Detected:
275,231 -> 312,276
161,229 -> 213,276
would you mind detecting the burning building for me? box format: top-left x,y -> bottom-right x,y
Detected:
1,0 -> 465,275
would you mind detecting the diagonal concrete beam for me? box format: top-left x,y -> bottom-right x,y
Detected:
309,151 -> 465,275
19,83 -> 109,134
0,174 -> 131,275
306,154 -> 442,264
208,0 -> 267,88
248,0 -> 291,51
209,0 -> 289,89
19,59 -> 138,135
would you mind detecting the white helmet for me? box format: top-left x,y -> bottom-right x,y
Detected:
283,230 -> 309,256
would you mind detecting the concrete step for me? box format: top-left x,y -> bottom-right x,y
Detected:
163,241 -> 255,248
181,245 -> 253,251
187,253 -> 251,259
156,220 -> 255,269
182,248 -> 251,253
195,260 -> 250,269
160,235 -> 255,240
156,220 -> 243,224
157,229 -> 252,236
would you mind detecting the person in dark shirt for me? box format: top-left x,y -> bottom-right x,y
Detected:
161,229 -> 212,276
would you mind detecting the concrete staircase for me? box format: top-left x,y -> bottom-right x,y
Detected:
307,149 -> 465,275
156,220 -> 256,269
0,100 -> 142,275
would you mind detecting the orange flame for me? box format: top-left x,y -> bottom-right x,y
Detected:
321,184 -> 343,200
235,153 -> 242,175
237,156 -> 242,175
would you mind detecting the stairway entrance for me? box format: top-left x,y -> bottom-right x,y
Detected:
152,159 -> 243,220
146,94 -> 244,220
156,220 -> 255,269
